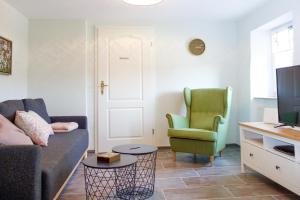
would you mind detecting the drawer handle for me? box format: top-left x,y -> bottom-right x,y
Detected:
249,153 -> 254,157
275,165 -> 280,170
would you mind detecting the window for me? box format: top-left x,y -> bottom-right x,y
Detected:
250,13 -> 294,99
271,23 -> 294,95
271,24 -> 294,69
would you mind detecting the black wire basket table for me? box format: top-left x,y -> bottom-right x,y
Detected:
112,144 -> 158,200
82,154 -> 137,200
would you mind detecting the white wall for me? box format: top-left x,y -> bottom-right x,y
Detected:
237,0 -> 300,130
0,0 -> 28,101
28,20 -> 87,116
28,20 -> 94,148
154,22 -> 239,146
86,23 -> 96,150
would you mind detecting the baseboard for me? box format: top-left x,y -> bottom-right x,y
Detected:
157,144 -> 239,149
85,144 -> 240,154
226,143 -> 240,147
157,146 -> 171,149
87,149 -> 95,154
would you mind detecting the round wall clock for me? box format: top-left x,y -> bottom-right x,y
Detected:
188,38 -> 205,56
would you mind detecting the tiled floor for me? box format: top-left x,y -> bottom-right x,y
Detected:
59,145 -> 300,200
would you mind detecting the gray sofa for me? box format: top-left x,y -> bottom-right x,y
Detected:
0,99 -> 89,200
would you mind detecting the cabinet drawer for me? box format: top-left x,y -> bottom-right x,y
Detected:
264,150 -> 300,189
242,142 -> 265,171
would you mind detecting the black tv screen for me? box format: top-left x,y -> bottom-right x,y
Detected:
276,65 -> 300,126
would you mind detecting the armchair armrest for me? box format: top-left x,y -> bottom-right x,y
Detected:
214,115 -> 225,124
50,116 -> 87,129
213,115 -> 225,131
0,145 -> 42,200
166,113 -> 189,128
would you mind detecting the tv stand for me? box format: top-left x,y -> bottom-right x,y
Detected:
240,122 -> 300,196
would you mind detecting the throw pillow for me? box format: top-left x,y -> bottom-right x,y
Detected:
0,114 -> 33,145
15,111 -> 53,146
29,111 -> 54,135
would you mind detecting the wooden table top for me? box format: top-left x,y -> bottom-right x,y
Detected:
240,122 -> 300,142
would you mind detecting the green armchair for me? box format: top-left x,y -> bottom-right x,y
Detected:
166,87 -> 232,165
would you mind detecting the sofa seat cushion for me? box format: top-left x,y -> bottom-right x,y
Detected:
23,99 -> 51,123
40,129 -> 88,200
168,128 -> 217,142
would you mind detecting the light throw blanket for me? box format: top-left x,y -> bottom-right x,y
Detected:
51,122 -> 78,133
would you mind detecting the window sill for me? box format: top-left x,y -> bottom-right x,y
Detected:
253,96 -> 277,100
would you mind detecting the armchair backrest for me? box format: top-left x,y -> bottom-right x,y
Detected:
184,87 -> 232,130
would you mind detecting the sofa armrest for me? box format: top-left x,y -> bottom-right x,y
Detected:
0,145 -> 42,200
50,116 -> 87,129
166,113 -> 189,129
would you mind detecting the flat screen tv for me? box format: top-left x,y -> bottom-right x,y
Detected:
276,65 -> 300,127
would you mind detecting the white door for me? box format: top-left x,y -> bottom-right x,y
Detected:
97,27 -> 155,152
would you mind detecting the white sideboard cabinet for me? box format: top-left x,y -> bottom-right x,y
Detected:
240,122 -> 300,195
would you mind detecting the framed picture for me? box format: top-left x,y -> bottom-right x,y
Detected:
0,36 -> 12,75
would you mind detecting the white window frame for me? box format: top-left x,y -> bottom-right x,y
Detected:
270,22 -> 294,97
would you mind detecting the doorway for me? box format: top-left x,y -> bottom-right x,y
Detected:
96,27 -> 155,152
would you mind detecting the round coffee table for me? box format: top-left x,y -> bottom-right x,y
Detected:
82,154 -> 137,200
112,144 -> 158,200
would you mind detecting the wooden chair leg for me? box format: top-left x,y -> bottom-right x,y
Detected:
209,155 -> 214,166
172,151 -> 176,161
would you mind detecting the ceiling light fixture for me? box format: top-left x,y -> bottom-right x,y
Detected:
123,0 -> 163,6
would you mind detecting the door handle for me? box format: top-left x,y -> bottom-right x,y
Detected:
100,81 -> 108,95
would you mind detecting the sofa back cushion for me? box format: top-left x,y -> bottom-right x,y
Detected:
0,114 -> 33,145
0,100 -> 25,122
23,99 -> 51,123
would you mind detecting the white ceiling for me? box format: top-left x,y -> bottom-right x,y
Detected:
4,0 -> 270,22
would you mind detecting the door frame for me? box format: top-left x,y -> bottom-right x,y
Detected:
94,26 -> 156,153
